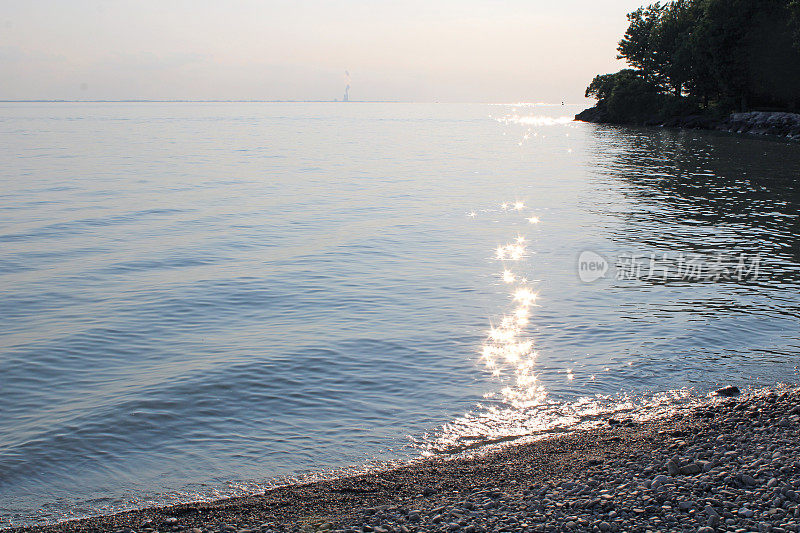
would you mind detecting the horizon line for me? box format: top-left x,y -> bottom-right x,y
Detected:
0,99 -> 583,105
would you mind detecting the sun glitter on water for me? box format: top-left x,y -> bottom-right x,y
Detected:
478,203 -> 546,411
418,198 -> 708,458
417,202 -> 552,456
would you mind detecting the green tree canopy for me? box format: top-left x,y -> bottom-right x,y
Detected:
596,0 -> 800,113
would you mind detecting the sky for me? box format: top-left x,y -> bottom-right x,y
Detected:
0,0 -> 647,103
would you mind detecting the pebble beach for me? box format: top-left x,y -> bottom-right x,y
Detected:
9,385 -> 800,533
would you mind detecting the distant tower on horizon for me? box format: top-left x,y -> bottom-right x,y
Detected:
343,70 -> 351,102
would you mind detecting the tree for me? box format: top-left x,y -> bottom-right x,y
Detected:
790,0 -> 800,47
742,0 -> 800,109
585,70 -> 641,100
583,69 -> 690,124
617,3 -> 665,82
649,0 -> 697,96
692,0 -> 757,110
590,0 -> 800,118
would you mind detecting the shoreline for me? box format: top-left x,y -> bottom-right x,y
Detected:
8,385 -> 800,533
575,108 -> 800,142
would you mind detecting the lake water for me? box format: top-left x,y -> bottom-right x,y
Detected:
1,102 -> 799,527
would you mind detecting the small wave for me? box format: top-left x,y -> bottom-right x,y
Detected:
416,388 -> 702,457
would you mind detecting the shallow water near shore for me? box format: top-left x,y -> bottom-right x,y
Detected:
1,102 -> 799,527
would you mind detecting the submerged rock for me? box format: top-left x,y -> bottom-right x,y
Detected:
716,385 -> 741,397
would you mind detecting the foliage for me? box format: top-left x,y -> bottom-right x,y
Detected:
589,0 -> 800,118
617,4 -> 664,77
790,0 -> 800,46
586,70 -> 699,124
585,70 -> 643,100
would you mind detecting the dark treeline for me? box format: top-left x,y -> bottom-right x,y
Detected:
584,0 -> 800,123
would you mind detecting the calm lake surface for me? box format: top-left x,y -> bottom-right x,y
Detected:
1,102 -> 799,526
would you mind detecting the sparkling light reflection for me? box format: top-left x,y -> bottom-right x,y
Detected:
423,201 -> 562,456
478,203 -> 545,417
497,114 -> 574,127
418,202 -> 701,459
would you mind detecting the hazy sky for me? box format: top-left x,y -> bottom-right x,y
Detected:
0,0 -> 646,102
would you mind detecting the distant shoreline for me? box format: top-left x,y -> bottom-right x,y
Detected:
9,385 -> 800,532
0,100 -> 412,104
0,100 -> 579,105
